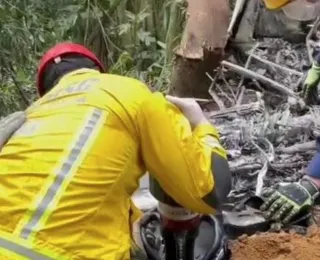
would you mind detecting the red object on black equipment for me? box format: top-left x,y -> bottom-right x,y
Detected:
141,177 -> 230,260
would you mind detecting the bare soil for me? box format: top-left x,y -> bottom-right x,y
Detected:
230,226 -> 320,260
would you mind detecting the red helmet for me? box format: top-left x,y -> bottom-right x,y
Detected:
37,42 -> 105,96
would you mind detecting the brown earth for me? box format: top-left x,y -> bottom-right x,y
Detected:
230,226 -> 320,260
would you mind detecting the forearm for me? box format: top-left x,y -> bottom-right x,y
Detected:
139,94 -> 231,213
306,137 -> 320,188
314,51 -> 320,66
193,124 -> 232,209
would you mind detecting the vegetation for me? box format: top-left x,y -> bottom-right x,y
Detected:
0,0 -> 186,116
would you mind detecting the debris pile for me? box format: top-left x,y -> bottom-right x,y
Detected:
230,226 -> 320,260
203,32 -> 320,202
133,6 -> 320,259
201,15 -> 320,258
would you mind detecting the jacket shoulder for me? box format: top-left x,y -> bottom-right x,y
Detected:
99,74 -> 150,92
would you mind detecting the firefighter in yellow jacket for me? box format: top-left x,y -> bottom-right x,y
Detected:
0,42 -> 231,259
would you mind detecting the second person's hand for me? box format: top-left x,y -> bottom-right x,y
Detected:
302,62 -> 320,105
260,178 -> 319,224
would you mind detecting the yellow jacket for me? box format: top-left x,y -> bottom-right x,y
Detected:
0,69 -> 227,260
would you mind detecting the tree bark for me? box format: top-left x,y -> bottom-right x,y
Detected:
169,0 -> 230,97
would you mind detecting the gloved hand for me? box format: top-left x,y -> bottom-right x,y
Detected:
0,111 -> 26,151
260,178 -> 319,224
166,95 -> 208,129
303,62 -> 320,105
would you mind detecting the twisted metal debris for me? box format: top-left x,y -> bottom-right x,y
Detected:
205,22 -> 320,204
133,17 -> 320,215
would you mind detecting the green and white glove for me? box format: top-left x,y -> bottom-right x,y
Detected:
0,111 -> 26,151
303,62 -> 320,105
260,178 -> 319,224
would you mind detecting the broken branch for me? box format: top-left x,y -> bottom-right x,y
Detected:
221,60 -> 298,98
236,43 -> 261,104
278,141 -> 315,154
207,101 -> 264,118
207,72 -> 226,110
306,17 -> 320,63
227,0 -> 246,37
250,54 -> 303,77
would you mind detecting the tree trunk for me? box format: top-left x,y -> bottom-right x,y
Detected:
169,0 -> 230,97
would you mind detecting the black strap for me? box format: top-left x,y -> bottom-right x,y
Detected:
203,153 -> 232,210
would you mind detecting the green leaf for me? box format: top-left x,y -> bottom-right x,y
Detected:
157,41 -> 166,49
92,6 -> 103,19
16,68 -> 26,83
125,11 -> 136,21
137,12 -> 150,23
118,23 -> 131,35
38,34 -> 45,43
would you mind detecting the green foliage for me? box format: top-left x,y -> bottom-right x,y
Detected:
0,0 -> 186,116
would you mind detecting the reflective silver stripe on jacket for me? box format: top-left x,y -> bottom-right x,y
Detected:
0,236 -> 54,260
20,108 -> 103,239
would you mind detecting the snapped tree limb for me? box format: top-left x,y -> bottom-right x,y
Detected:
221,60 -> 299,99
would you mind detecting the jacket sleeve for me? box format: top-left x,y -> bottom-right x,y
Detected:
307,136 -> 320,179
136,93 -> 230,214
314,51 -> 320,66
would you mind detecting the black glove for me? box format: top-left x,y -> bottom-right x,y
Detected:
260,178 -> 319,224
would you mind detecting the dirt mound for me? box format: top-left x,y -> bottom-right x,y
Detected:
230,226 -> 320,260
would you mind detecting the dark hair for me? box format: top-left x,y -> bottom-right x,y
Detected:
42,54 -> 99,94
